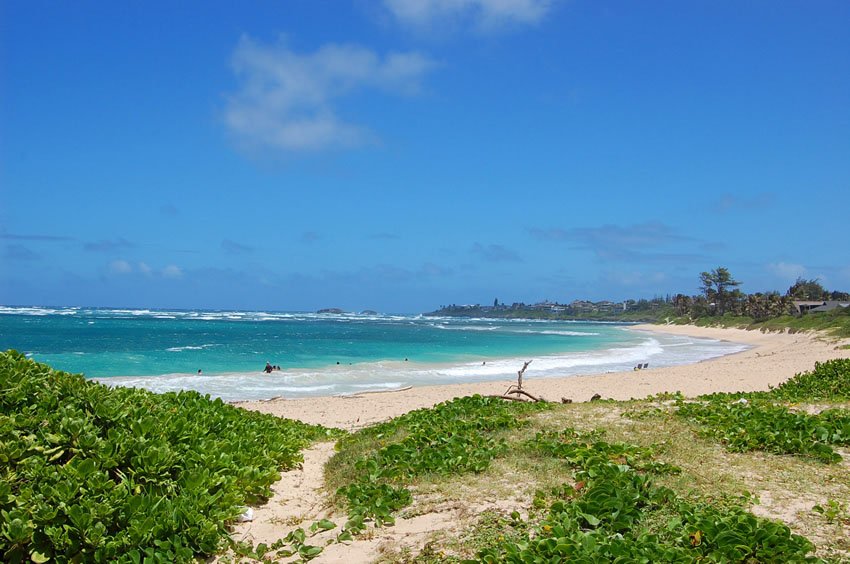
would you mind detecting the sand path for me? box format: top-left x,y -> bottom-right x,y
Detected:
224,441 -> 467,563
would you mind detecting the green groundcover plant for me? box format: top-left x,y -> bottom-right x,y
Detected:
333,395 -> 550,526
0,350 -> 340,563
765,358 -> 850,402
676,359 -> 850,462
474,428 -> 818,563
676,400 -> 850,463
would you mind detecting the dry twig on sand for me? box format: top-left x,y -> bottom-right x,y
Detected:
491,360 -> 546,402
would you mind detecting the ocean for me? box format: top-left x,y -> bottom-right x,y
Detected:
0,306 -> 749,401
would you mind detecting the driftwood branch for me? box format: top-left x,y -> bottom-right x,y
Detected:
516,360 -> 532,390
492,360 -> 548,402
489,389 -> 546,403
506,388 -> 543,402
489,394 -> 529,402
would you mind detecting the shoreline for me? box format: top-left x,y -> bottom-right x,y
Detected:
233,324 -> 850,430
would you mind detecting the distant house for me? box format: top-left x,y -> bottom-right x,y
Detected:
597,301 -> 616,313
794,300 -> 849,314
570,300 -> 595,313
809,301 -> 850,313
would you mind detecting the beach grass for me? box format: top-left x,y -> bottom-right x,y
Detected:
676,307 -> 850,339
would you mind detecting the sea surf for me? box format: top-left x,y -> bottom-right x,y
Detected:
0,306 -> 749,401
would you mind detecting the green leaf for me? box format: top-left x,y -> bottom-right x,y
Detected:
315,519 -> 336,531
299,545 -> 323,559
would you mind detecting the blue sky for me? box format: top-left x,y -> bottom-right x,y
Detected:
2,1 -> 848,313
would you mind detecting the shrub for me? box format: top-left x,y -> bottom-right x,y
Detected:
0,351 -> 339,563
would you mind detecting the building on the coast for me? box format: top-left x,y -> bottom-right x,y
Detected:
793,300 -> 850,314
808,301 -> 850,313
570,300 -> 596,313
596,301 -> 617,313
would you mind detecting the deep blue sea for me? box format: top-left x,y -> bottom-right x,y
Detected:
0,306 -> 748,401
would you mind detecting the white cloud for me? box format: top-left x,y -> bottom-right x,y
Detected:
109,260 -> 132,274
384,0 -> 553,30
138,262 -> 152,276
162,265 -> 183,279
224,37 -> 436,152
767,262 -> 807,282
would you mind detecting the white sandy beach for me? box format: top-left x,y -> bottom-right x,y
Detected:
234,324 -> 850,431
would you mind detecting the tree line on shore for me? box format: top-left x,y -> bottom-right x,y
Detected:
673,268 -> 849,322
429,269 -> 849,324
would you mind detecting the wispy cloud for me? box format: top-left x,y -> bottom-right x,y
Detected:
4,244 -> 39,261
109,260 -> 133,274
420,262 -> 453,277
107,260 -> 184,279
471,243 -> 522,262
0,232 -> 71,241
221,239 -> 254,255
530,222 -> 707,264
301,231 -> 321,244
162,265 -> 184,279
314,261 -> 454,285
530,222 -> 689,248
767,262 -> 807,282
225,36 -> 437,153
384,0 -> 554,31
84,237 -> 135,252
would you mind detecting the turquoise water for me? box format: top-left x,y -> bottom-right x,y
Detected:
0,306 -> 748,401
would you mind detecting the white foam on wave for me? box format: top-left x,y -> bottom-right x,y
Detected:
98,372 -> 339,401
510,329 -> 599,337
165,344 -> 219,352
351,382 -> 404,389
0,306 -> 79,316
432,338 -> 664,380
1,305 -> 431,325
97,330 -> 749,403
434,324 -> 501,331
